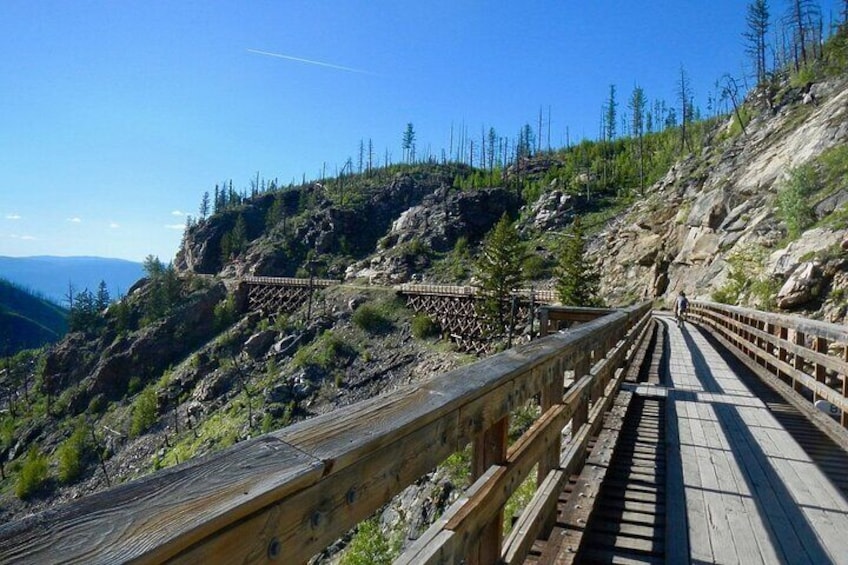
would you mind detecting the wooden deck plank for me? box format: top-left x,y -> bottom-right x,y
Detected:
694,400 -> 770,565
666,316 -> 848,564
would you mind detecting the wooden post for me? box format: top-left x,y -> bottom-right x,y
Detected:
793,330 -> 806,394
814,336 -> 828,402
573,354 -> 591,428
842,345 -> 848,428
538,364 -> 562,535
470,416 -> 508,565
778,326 -> 789,385
539,308 -> 549,338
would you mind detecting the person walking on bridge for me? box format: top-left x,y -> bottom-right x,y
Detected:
675,290 -> 689,326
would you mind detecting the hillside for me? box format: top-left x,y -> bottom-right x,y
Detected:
0,280 -> 67,356
1,28 -> 848,562
0,256 -> 144,304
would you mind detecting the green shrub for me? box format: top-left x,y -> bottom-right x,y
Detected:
127,375 -> 143,396
57,422 -> 88,484
411,314 -> 440,339
293,331 -> 356,371
130,387 -> 158,438
340,518 -> 398,565
16,447 -> 50,499
521,253 -> 550,280
213,295 -> 237,330
776,164 -> 818,239
712,245 -> 778,309
352,304 -> 392,334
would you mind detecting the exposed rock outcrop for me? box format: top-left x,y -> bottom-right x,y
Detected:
590,74 -> 848,315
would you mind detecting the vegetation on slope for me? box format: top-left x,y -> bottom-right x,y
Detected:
0,279 -> 67,356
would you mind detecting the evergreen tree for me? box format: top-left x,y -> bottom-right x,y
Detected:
95,280 -> 110,311
402,123 -> 416,163
677,66 -> 693,153
68,289 -> 96,332
785,0 -> 821,68
745,0 -> 770,84
475,214 -> 525,334
629,86 -> 647,194
487,127 -> 497,173
604,84 -> 618,141
230,214 -> 248,256
199,191 -> 210,220
266,193 -> 286,232
555,218 -> 601,307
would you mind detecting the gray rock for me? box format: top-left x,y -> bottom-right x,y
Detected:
271,334 -> 300,356
686,188 -> 729,229
348,296 -> 367,311
813,189 -> 848,218
244,330 -> 277,359
777,262 -> 823,309
264,382 -> 293,404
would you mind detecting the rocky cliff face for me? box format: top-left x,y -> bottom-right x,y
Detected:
589,74 -> 848,321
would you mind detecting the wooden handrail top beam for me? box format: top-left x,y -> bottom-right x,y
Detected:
692,300 -> 848,343
0,302 -> 651,564
242,275 -> 340,288
396,283 -> 557,302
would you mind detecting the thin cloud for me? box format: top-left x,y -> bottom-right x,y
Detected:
109,221 -> 120,229
5,213 -> 21,220
171,210 -> 188,217
247,48 -> 373,75
10,234 -> 36,240
67,217 -> 82,223
164,224 -> 185,230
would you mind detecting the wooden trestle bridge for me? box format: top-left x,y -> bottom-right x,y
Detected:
2,277 -> 848,564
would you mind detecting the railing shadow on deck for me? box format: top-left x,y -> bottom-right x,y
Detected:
668,319 -> 833,562
0,303 -> 653,564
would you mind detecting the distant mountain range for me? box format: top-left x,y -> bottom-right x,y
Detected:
0,256 -> 145,305
0,279 -> 68,356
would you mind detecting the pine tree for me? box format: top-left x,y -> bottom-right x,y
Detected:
604,84 -> 617,141
629,86 -> 646,194
266,193 -> 286,231
677,66 -> 693,153
785,0 -> 821,69
230,214 -> 248,256
475,214 -> 525,334
199,191 -> 210,220
95,280 -> 110,311
555,218 -> 601,307
402,123 -> 416,163
745,0 -> 770,84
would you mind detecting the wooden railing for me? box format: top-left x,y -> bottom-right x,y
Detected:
243,275 -> 340,288
396,283 -> 558,304
689,301 -> 848,429
0,303 -> 652,564
538,305 -> 614,336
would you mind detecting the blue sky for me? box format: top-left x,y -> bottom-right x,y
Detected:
1,1 -> 843,262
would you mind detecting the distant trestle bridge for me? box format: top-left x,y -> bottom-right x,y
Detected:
243,276 -> 579,354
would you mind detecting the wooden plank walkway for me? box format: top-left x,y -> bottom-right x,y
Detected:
663,315 -> 848,564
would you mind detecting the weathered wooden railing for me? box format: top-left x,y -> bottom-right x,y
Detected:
0,302 -> 652,564
538,305 -> 614,336
689,301 -> 848,429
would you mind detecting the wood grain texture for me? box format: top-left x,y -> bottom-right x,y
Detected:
0,302 -> 651,564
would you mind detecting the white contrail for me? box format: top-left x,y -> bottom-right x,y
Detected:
247,48 -> 372,75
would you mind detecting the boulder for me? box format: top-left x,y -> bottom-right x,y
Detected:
777,262 -> 823,309
813,189 -> 848,218
244,330 -> 277,359
768,228 -> 845,277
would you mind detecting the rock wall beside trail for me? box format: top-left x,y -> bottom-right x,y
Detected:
590,75 -> 848,320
